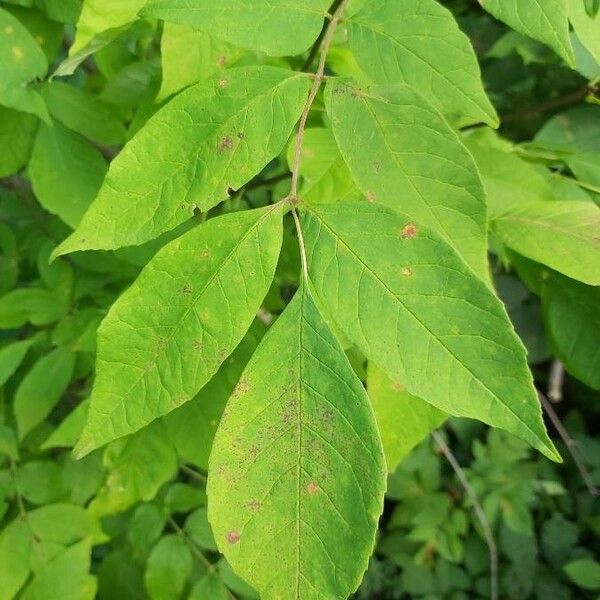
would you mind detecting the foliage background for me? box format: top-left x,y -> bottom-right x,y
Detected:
0,0 -> 599,598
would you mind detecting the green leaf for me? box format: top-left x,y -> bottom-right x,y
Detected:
347,0 -> 498,127
90,422 -> 177,516
21,540 -> 97,600
15,346 -> 76,439
36,0 -> 82,24
189,573 -> 230,600
29,121 -> 108,229
16,460 -> 68,505
542,274 -> 600,390
74,205 -> 283,457
367,363 -> 446,473
300,202 -> 559,461
142,0 -> 331,56
27,503 -> 94,545
54,67 -> 308,255
0,519 -> 31,600
0,424 -> 18,459
41,81 -> 126,146
0,7 -> 49,120
185,507 -> 217,551
479,0 -> 574,65
563,558 -> 600,590
0,288 -> 69,329
208,286 -> 386,600
0,338 -> 33,387
491,201 -> 600,286
158,23 -> 243,101
326,80 -> 489,279
0,106 -> 38,178
144,535 -> 193,600
570,0 -> 600,63
41,399 -> 89,449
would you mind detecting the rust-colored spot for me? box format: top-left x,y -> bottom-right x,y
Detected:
401,267 -> 413,277
217,54 -> 227,68
227,531 -> 240,544
392,382 -> 405,392
366,190 -> 376,203
401,223 -> 417,239
233,377 -> 250,397
307,482 -> 320,495
219,136 -> 234,152
12,46 -> 23,60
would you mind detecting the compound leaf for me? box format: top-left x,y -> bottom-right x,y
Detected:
301,202 -> 558,461
491,201 -> 600,286
54,67 -> 308,255
326,80 -> 488,279
208,286 -> 386,600
74,205 -> 283,457
347,0 -> 497,127
479,0 -> 574,65
142,0 -> 331,56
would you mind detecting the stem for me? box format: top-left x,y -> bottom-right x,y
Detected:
168,516 -> 215,571
292,207 -> 309,282
180,463 -> 207,484
432,431 -> 498,600
547,360 -> 565,403
538,391 -> 599,497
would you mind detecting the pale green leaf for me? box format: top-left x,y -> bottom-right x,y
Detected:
41,81 -> 126,146
0,519 -> 31,600
347,0 -> 498,127
29,121 -> 108,229
185,507 -> 217,551
0,424 -> 18,459
367,363 -> 446,473
163,320 -> 265,470
479,0 -> 574,65
90,421 -> 177,516
36,0 -> 82,24
144,535 -> 193,600
74,205 -> 283,456
570,0 -> 600,63
55,67 -> 308,255
158,23 -> 243,101
142,0 -> 331,56
326,80 -> 489,279
15,347 -> 76,439
27,504 -> 94,545
0,106 -> 38,178
542,274 -> 600,390
15,461 -> 67,505
21,540 -> 96,600
286,127 -> 362,205
491,201 -> 600,286
0,338 -> 33,387
300,202 -> 558,461
208,286 -> 386,600
0,8 -> 48,120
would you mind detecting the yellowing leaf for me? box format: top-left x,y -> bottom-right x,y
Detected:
54,67 -> 309,255
208,286 -> 386,600
301,202 -> 559,461
75,205 -> 283,456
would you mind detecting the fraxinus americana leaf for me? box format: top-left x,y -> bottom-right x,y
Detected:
326,80 -> 489,280
142,0 -> 332,57
54,67 -> 310,256
300,202 -> 559,462
208,285 -> 386,600
346,0 -> 498,127
74,205 -> 284,457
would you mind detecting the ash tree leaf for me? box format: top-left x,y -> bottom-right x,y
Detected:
0,338 -> 34,387
0,519 -> 31,600
27,504 -> 94,546
208,286 -> 387,600
346,0 -> 498,127
145,535 -> 193,600
29,120 -> 108,229
479,0 -> 574,66
189,573 -> 230,600
54,67 -> 309,256
142,0 -> 332,57
300,202 -> 559,461
563,559 -> 600,590
15,346 -> 76,440
74,204 -> 283,457
570,0 -> 600,63
0,106 -> 38,178
0,7 -> 49,121
367,363 -> 446,473
490,201 -> 600,286
326,80 -> 489,280
542,274 -> 600,390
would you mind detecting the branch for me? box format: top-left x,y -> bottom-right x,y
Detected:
547,359 -> 565,403
538,391 -> 599,497
432,431 -> 498,600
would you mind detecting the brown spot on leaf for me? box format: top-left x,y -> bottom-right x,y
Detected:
372,160 -> 381,173
233,378 -> 250,397
401,223 -> 417,239
217,54 -> 227,68
307,482 -> 320,495
392,382 -> 405,392
192,340 -> 203,352
401,267 -> 413,277
202,249 -> 210,258
366,190 -> 376,203
219,136 -> 234,152
227,531 -> 240,544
